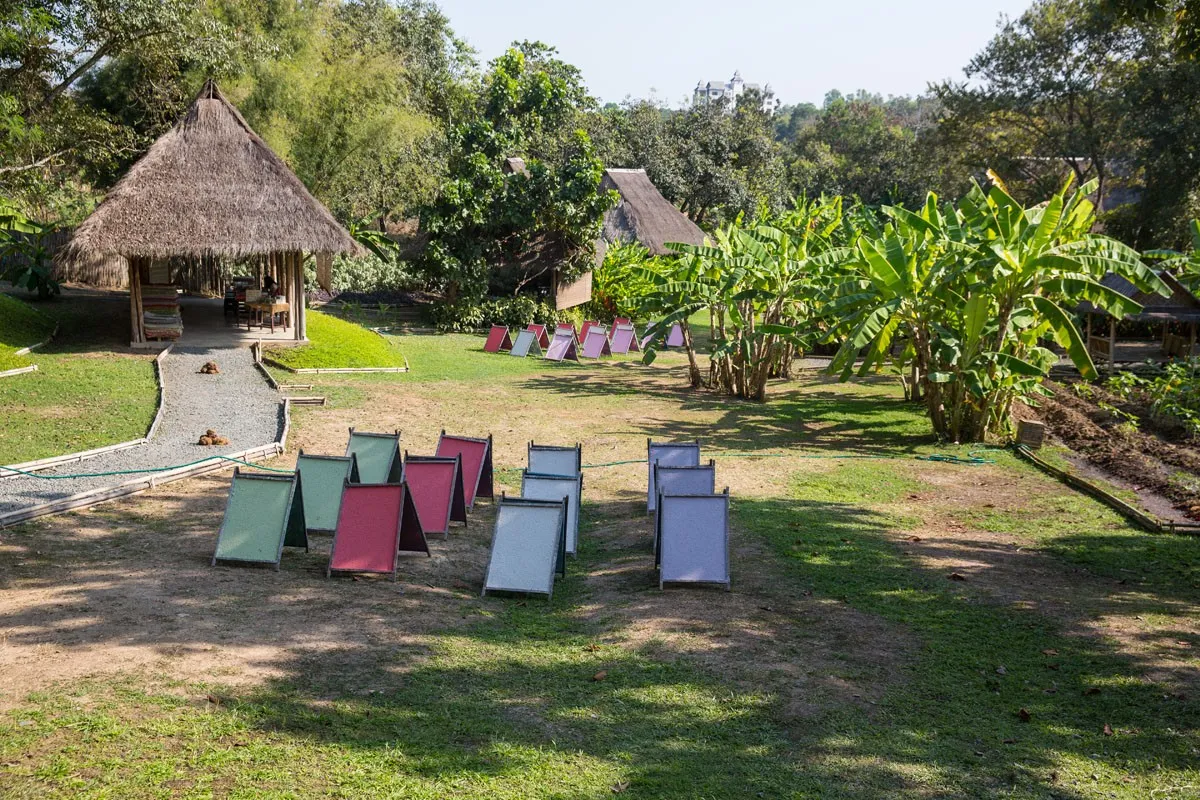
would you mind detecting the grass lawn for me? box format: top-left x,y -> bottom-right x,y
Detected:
0,330 -> 1196,798
0,293 -> 56,371
263,310 -> 408,370
0,289 -> 158,464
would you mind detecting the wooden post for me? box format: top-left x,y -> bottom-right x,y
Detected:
294,252 -> 306,341
1190,321 -> 1196,357
1109,316 -> 1117,370
128,258 -> 146,344
128,259 -> 141,344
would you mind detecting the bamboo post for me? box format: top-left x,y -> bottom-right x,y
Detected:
297,252 -> 307,341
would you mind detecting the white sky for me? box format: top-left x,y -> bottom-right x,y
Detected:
433,0 -> 1035,106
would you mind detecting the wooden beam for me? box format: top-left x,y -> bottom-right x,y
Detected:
1109,316 -> 1117,370
128,258 -> 145,344
295,252 -> 307,341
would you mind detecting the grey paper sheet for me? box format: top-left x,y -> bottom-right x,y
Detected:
482,502 -> 564,597
522,472 -> 582,554
510,329 -> 537,357
528,445 -> 580,477
658,493 -> 730,588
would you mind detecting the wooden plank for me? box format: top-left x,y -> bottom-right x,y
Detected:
145,345 -> 172,441
0,365 -> 38,379
1014,444 -> 1164,533
13,323 -> 59,356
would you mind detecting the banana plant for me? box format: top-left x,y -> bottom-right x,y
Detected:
828,176 -> 1169,441
640,196 -> 852,400
1145,219 -> 1200,292
0,200 -> 60,299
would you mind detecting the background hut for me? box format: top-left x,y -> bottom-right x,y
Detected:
1079,271 -> 1200,367
599,168 -> 706,255
60,79 -> 358,345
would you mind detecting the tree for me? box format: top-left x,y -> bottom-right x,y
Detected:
419,45 -> 616,302
934,0 -> 1138,209
828,175 -> 1168,441
638,197 -> 851,399
0,0 -> 260,219
1105,0 -> 1200,54
789,95 -> 943,209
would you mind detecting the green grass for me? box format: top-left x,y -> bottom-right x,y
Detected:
264,328 -> 645,387
0,536 -> 805,799
738,460 -> 1200,798
0,293 -> 55,370
0,355 -> 159,463
264,311 -> 408,370
3,329 -> 1198,798
0,291 -> 159,464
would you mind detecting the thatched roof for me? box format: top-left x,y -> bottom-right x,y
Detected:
63,80 -> 358,261
1079,271 -> 1200,322
502,157 -> 529,176
600,169 -> 706,255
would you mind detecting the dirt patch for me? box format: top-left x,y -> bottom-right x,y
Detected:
0,365 -> 915,724
1021,381 -> 1200,520
577,499 -> 914,723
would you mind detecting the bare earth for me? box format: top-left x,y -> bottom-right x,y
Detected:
0,363 -> 1195,724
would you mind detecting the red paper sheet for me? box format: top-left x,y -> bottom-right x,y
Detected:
436,436 -> 488,506
329,484 -> 401,574
403,460 -> 457,534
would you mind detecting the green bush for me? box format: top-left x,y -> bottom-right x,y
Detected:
303,253 -> 419,295
577,242 -> 660,322
426,295 -> 559,333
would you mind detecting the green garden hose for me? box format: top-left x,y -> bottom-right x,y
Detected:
1,455 -> 293,481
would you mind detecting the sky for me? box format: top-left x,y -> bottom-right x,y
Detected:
433,0 -> 1036,107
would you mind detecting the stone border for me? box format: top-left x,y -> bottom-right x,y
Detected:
0,397 -> 293,528
0,346 -> 171,480
0,365 -> 37,379
13,322 -> 59,356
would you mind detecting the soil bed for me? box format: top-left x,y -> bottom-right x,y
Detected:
1024,380 -> 1200,521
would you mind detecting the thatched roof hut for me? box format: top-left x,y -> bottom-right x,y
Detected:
66,80 -> 356,261
600,169 -> 706,255
63,79 -> 357,345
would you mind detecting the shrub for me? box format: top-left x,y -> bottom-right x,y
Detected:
304,253 -> 419,296
426,295 -> 559,333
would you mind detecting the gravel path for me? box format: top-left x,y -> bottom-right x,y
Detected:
0,347 -> 283,516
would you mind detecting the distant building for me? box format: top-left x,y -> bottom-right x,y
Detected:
693,71 -> 774,111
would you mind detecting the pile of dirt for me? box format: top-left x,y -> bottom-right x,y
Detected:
197,429 -> 229,446
1024,381 -> 1200,519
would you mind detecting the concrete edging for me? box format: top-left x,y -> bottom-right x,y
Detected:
13,322 -> 60,356
0,365 -> 38,379
0,441 -> 285,528
0,346 -> 172,480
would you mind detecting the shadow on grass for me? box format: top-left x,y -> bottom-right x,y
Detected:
736,496 -> 1200,798
520,363 -> 936,454
1,484 -> 1196,797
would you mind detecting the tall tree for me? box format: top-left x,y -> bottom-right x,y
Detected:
934,0 -> 1137,208
420,45 -> 615,301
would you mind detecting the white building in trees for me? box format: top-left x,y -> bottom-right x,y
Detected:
693,71 -> 774,110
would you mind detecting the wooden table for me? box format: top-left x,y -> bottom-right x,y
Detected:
247,300 -> 290,333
